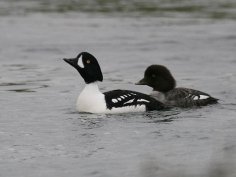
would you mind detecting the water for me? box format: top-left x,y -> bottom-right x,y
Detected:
0,1 -> 236,177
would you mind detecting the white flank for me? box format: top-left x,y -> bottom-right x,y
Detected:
124,99 -> 134,105
193,95 -> 209,100
112,99 -> 118,103
76,83 -> 146,114
108,105 -> 145,114
137,99 -> 150,103
77,55 -> 84,68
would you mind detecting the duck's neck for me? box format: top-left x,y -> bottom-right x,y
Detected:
82,82 -> 102,95
155,79 -> 176,93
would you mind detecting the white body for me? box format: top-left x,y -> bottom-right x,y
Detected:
76,83 -> 145,114
77,83 -> 107,113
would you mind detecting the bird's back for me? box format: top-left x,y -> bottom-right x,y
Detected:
151,87 -> 218,107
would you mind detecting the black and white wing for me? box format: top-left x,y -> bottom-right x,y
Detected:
103,90 -> 166,111
166,87 -> 218,107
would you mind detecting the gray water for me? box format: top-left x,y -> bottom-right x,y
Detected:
1,1 -> 236,177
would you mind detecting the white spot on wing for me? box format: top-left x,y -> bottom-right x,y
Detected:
137,99 -> 150,103
112,99 -> 118,103
124,99 -> 134,105
193,96 -> 198,100
118,98 -> 122,101
77,55 -> 84,68
121,96 -> 125,99
193,95 -> 209,100
199,95 -> 209,100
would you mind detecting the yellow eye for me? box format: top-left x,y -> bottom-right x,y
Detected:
86,60 -> 90,64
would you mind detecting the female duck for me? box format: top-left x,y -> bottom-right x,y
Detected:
136,65 -> 218,107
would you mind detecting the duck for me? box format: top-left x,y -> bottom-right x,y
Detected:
136,65 -> 218,107
63,52 -> 166,114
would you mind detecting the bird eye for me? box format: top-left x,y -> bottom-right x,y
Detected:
86,60 -> 90,64
152,74 -> 156,78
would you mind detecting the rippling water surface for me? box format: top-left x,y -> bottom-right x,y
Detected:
0,1 -> 236,177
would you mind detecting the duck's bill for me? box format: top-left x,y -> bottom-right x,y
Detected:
135,78 -> 147,85
63,58 -> 77,67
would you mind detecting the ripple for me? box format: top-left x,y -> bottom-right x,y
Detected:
3,64 -> 38,71
7,88 -> 36,93
0,82 -> 27,86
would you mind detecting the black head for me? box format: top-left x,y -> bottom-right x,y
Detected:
63,52 -> 103,84
136,65 -> 176,92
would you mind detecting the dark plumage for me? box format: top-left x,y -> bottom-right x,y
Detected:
136,65 -> 218,108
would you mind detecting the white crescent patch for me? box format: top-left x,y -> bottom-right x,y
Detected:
77,55 -> 84,68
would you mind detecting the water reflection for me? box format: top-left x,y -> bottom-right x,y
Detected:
142,109 -> 181,123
